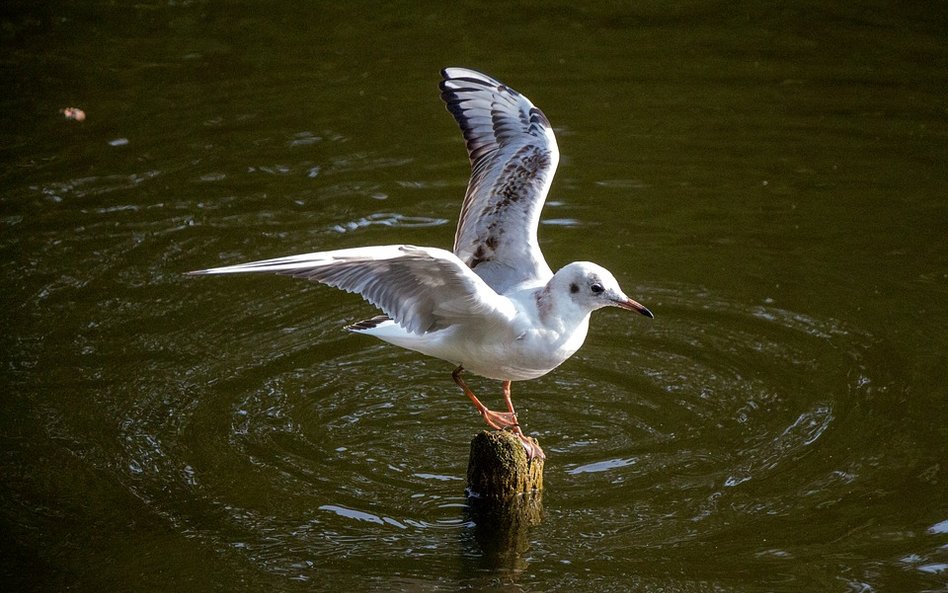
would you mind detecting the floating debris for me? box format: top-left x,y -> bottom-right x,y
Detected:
60,107 -> 86,122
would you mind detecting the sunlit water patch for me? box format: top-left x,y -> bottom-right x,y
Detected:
329,212 -> 448,233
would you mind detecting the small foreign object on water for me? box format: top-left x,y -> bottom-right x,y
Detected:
60,107 -> 86,122
189,68 -> 654,460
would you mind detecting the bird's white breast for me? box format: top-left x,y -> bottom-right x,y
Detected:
358,308 -> 590,382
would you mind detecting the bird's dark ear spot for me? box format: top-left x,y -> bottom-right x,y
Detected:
569,283 -> 579,294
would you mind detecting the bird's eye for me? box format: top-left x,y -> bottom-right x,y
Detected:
591,283 -> 604,294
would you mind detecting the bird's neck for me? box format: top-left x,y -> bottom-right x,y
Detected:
534,285 -> 590,334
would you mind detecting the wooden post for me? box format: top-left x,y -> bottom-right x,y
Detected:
463,430 -> 544,569
466,430 -> 544,498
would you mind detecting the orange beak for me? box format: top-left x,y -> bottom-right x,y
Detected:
613,297 -> 654,318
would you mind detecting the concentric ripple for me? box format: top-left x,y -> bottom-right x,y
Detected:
526,283 -> 890,566
96,273 -> 891,582
2,158 -> 911,583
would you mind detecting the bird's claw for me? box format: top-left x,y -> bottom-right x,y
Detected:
517,433 -> 546,461
507,426 -> 545,460
480,408 -> 519,430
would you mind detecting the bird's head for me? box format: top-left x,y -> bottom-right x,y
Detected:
553,261 -> 653,318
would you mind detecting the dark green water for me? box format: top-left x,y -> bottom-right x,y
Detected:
3,2 -> 946,591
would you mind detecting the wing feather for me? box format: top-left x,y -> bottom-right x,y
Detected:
188,245 -> 514,334
440,67 -> 560,293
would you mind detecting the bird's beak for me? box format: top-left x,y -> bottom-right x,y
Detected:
613,297 -> 654,318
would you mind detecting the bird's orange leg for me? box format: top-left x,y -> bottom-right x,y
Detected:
502,380 -> 516,415
452,366 -> 519,430
502,380 -> 546,459
453,369 -> 545,460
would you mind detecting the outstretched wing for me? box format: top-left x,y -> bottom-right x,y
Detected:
188,245 -> 515,334
440,67 -> 559,293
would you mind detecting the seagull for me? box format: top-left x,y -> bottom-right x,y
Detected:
188,67 -> 653,459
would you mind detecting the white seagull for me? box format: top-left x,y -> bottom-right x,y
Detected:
189,67 -> 653,459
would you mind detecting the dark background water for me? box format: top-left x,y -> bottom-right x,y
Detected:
2,1 -> 946,591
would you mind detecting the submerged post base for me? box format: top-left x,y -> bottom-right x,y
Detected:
464,430 -> 544,568
466,430 -> 544,498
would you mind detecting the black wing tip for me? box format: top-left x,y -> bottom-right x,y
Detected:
442,66 -> 482,79
530,107 -> 552,130
441,66 -> 463,80
440,67 -> 505,89
346,314 -> 391,332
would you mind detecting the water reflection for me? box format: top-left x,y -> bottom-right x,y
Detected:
461,493 -> 544,577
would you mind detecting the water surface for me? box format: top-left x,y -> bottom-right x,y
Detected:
2,2 -> 946,591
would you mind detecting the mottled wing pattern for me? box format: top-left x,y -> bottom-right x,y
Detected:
188,245 -> 514,334
440,67 -> 560,293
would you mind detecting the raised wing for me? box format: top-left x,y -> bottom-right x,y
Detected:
187,245 -> 514,335
440,67 -> 560,293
